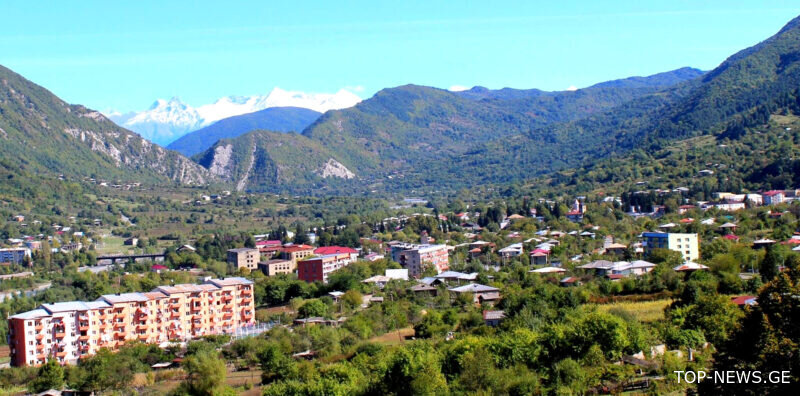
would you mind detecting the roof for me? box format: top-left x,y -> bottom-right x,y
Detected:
673,261 -> 709,271
205,277 -> 254,287
142,291 -> 168,300
100,292 -> 149,304
385,269 -> 409,280
762,190 -> 784,196
363,275 -> 391,284
731,295 -> 758,306
530,266 -> 566,273
227,247 -> 258,253
410,283 -> 437,291
281,244 -> 314,253
579,260 -> 614,269
10,308 -> 50,320
560,277 -> 579,283
41,301 -> 92,313
719,222 -> 738,228
483,310 -> 506,320
156,284 -> 219,294
606,243 -> 628,249
448,283 -> 499,293
314,246 -> 358,255
723,234 -> 740,240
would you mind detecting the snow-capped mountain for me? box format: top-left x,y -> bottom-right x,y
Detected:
107,87 -> 362,145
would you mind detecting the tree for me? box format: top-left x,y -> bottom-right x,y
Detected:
29,359 -> 64,393
341,290 -> 363,310
298,299 -> 328,318
179,348 -> 229,395
760,245 -> 785,282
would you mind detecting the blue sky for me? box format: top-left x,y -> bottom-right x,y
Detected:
1,1 -> 799,112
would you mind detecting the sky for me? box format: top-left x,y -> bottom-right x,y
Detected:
1,1 -> 799,113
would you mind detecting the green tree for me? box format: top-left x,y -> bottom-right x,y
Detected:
29,359 -> 64,393
178,348 -> 229,395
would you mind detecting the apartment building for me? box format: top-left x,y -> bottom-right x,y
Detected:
8,277 -> 255,367
642,232 -> 699,261
0,247 -> 31,265
279,244 -> 315,266
258,258 -> 295,276
297,253 -> 355,283
226,248 -> 260,271
390,244 -> 449,277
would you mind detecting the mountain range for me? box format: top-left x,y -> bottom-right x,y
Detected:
194,15 -> 800,194
2,15 -> 799,197
107,88 -> 361,145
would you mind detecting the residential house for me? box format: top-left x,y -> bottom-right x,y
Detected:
448,283 -> 501,304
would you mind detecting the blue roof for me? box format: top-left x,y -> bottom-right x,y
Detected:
642,232 -> 668,238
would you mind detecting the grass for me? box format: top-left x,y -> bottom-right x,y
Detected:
368,327 -> 415,345
593,299 -> 672,323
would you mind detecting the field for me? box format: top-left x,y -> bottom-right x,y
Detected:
592,299 -> 672,323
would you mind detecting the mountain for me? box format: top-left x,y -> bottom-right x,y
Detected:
0,65 -> 209,184
440,14 -> 800,188
108,88 -> 362,145
194,130 -> 352,193
196,67 -> 704,192
167,107 -> 321,157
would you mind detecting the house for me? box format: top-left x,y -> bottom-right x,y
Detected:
448,283 -> 501,304
678,205 -> 696,214
124,237 -> 138,246
483,310 -> 506,327
530,249 -> 549,265
578,260 -> 656,276
604,243 -> 628,256
226,248 -> 260,271
176,245 -> 196,253
409,283 -> 437,296
364,253 -> 385,262
753,239 -> 777,249
151,264 -> 168,273
560,277 -> 581,286
498,243 -> 523,258
642,232 -> 699,261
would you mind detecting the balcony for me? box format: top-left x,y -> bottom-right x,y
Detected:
222,294 -> 233,302
34,323 -> 43,331
54,331 -> 66,339
242,312 -> 253,320
222,304 -> 233,310
137,333 -> 148,340
56,350 -> 68,358
170,311 -> 181,318
36,353 -> 46,360
113,322 -> 126,329
35,334 -> 44,340
136,324 -> 148,331
190,305 -> 202,312
240,297 -> 252,305
78,322 -> 90,331
78,335 -> 89,341
35,344 -> 44,351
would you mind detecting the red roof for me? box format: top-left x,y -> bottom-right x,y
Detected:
314,246 -> 357,255
679,205 -> 696,209
151,264 -> 168,271
723,234 -> 739,240
565,210 -> 582,216
607,274 -> 626,280
282,244 -> 314,253
680,218 -> 694,223
530,249 -> 550,255
762,190 -> 784,196
731,295 -> 757,306
782,238 -> 800,245
469,248 -> 482,253
256,240 -> 282,247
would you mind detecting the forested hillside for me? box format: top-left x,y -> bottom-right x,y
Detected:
0,66 -> 210,185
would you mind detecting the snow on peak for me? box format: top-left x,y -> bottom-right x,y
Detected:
108,88 -> 362,146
